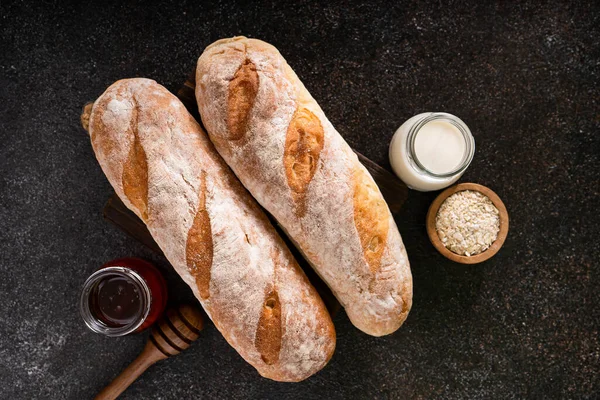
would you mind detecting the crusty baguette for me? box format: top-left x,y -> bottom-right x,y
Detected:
88,78 -> 335,381
196,37 -> 412,336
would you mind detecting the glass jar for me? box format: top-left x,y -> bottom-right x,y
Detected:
389,112 -> 475,191
80,258 -> 168,337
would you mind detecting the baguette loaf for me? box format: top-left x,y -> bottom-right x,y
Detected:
196,37 -> 412,336
88,78 -> 335,381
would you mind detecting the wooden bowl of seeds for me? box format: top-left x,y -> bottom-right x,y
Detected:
426,183 -> 509,264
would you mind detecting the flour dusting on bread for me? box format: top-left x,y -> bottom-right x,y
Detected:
197,38 -> 412,336
89,78 -> 335,381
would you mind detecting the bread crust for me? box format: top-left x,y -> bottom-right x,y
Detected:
89,78 -> 335,381
196,37 -> 412,336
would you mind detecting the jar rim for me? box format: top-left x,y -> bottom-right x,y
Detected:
80,266 -> 151,337
406,113 -> 475,178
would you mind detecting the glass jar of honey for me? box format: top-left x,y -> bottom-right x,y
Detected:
80,258 -> 168,337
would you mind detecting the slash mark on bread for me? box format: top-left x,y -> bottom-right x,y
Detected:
352,167 -> 389,274
186,171 -> 213,299
227,58 -> 259,140
284,108 -> 324,216
255,288 -> 282,365
122,101 -> 149,222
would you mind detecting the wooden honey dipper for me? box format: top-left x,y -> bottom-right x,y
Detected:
95,304 -> 204,400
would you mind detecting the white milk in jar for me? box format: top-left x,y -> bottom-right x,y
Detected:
389,113 -> 475,191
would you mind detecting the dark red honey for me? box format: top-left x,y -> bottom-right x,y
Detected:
90,275 -> 142,327
81,258 -> 168,336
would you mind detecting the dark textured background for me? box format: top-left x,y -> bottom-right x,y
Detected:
1,0 -> 599,399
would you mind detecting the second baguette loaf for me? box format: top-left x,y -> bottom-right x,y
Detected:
196,37 -> 412,336
88,78 -> 335,381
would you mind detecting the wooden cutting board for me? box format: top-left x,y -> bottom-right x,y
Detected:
90,71 -> 409,315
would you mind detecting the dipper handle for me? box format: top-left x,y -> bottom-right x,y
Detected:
95,304 -> 204,400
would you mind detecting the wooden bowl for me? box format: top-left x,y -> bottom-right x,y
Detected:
426,183 -> 509,264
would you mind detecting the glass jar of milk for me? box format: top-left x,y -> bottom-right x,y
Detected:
389,112 -> 475,191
